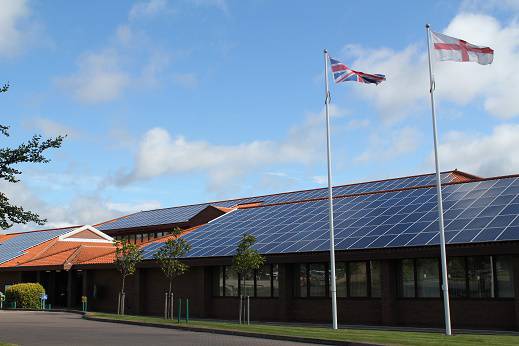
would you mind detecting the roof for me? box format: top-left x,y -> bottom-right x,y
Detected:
0,225 -> 114,267
142,173 -> 519,259
97,170 -> 475,233
78,225 -> 203,265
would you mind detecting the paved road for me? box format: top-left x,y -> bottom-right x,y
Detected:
0,311 -> 312,346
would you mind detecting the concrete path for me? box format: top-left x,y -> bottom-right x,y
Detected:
0,311 -> 313,346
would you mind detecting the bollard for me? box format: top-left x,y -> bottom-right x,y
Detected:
186,298 -> 189,323
247,296 -> 250,325
164,292 -> 168,319
177,299 -> 182,323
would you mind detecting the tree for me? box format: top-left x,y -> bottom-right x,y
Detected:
114,239 -> 143,315
1,83 -> 64,230
232,233 -> 265,324
154,227 -> 191,319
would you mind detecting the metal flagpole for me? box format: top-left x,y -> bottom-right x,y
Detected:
425,24 -> 452,336
323,49 -> 338,330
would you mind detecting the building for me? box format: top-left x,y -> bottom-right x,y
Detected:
1,170 -> 518,330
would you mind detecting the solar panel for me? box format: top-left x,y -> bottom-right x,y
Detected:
0,228 -> 73,264
100,172 -> 458,232
141,176 -> 519,259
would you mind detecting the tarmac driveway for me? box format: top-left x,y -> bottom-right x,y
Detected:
0,311 -> 313,346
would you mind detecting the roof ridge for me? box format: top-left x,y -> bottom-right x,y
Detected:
102,170 -> 465,218
1,225 -> 80,236
237,172 -> 518,210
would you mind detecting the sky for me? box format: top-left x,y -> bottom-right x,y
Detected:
2,0 -> 519,231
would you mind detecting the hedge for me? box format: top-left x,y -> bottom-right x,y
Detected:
5,283 -> 45,309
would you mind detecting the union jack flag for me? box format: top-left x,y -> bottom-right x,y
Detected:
329,57 -> 386,85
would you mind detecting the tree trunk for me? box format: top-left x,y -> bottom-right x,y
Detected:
121,275 -> 126,315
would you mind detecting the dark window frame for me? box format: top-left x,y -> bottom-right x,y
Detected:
213,264 -> 278,298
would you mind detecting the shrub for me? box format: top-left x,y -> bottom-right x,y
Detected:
5,283 -> 45,309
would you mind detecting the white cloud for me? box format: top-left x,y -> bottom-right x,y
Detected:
312,176 -> 327,185
355,127 -> 422,163
129,0 -> 172,20
56,50 -> 130,104
344,13 -> 519,120
27,117 -> 80,139
116,105 -> 348,191
0,179 -> 161,232
460,0 -> 519,12
0,0 -> 30,57
435,123 -> 519,177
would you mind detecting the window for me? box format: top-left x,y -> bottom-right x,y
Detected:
213,266 -> 224,296
448,257 -> 467,297
348,262 -> 367,297
256,265 -> 272,297
399,255 -> 514,299
213,265 -> 279,298
272,264 -> 279,297
416,258 -> 439,297
370,261 -> 381,298
400,259 -> 415,298
298,261 -> 378,298
468,256 -> 493,298
495,256 -> 514,298
296,264 -> 308,297
309,263 -> 326,297
336,263 -> 347,298
225,267 -> 239,297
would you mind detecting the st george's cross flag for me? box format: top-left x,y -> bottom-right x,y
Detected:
329,57 -> 386,85
431,31 -> 494,65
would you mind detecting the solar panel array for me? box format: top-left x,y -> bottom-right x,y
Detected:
142,176 -> 519,259
0,228 -> 74,264
101,172 -> 458,232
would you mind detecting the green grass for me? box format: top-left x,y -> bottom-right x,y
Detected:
88,312 -> 519,346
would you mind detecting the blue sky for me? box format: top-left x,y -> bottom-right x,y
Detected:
2,0 -> 519,230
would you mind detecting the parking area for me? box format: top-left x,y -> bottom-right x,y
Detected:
0,311 -> 312,346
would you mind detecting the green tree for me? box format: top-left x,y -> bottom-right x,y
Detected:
154,227 -> 191,319
232,233 -> 265,323
114,239 -> 143,315
1,83 -> 64,230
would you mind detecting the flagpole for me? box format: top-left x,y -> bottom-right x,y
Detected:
323,48 -> 338,330
425,24 -> 452,336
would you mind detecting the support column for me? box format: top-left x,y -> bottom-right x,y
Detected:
82,271 -> 88,297
201,267 -> 211,318
513,256 -> 519,331
67,270 -> 73,308
49,271 -> 56,306
36,271 -> 41,284
381,259 -> 397,326
278,263 -> 292,321
133,268 -> 142,315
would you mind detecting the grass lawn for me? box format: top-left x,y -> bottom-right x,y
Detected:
88,312 -> 519,346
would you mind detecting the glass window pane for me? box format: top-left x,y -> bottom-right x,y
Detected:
336,263 -> 347,298
496,256 -> 514,298
349,262 -> 368,297
416,258 -> 440,297
400,259 -> 415,297
272,264 -> 279,297
242,272 -> 254,297
468,256 -> 493,298
225,266 -> 239,297
296,264 -> 307,297
213,266 -> 224,296
256,265 -> 272,297
448,257 -> 466,297
370,261 -> 381,298
309,263 -> 326,297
